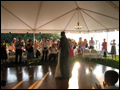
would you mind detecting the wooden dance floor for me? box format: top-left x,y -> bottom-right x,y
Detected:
1,61 -> 119,89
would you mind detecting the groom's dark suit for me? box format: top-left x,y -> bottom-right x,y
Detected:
59,35 -> 69,78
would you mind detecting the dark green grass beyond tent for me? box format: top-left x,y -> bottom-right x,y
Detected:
1,55 -> 119,69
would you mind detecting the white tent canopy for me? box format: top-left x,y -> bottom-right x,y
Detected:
1,1 -> 119,34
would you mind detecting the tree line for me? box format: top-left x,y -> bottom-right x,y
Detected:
1,32 -> 61,45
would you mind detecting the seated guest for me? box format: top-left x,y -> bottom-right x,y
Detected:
9,43 -> 15,52
48,44 -> 58,62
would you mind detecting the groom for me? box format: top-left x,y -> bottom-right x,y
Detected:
59,31 -> 69,79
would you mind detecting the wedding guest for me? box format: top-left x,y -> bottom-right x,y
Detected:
15,37 -> 23,64
42,37 -> 49,62
56,39 -> 60,49
25,39 -> 34,63
49,37 -> 53,48
9,43 -> 15,52
13,38 -> 16,46
48,44 -> 58,62
83,39 -> 88,49
78,37 -> 83,54
13,38 -> 16,51
33,39 -> 39,58
68,38 -> 74,58
1,40 -> 8,64
102,39 -> 107,59
96,70 -> 119,89
89,37 -> 95,49
110,39 -> 116,60
73,39 -> 77,50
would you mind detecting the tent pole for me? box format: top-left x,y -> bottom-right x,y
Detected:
107,29 -> 108,50
33,29 -> 36,43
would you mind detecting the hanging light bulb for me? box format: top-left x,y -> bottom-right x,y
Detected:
75,7 -> 82,29
75,22 -> 82,29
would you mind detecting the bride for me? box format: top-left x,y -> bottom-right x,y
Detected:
55,48 -> 62,78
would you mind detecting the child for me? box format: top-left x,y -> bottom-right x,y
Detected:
96,70 -> 119,89
25,39 -> 34,63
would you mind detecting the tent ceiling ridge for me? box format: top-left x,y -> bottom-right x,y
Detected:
1,5 -> 33,29
80,7 -> 119,21
106,1 -> 119,12
64,9 -> 77,31
36,8 -> 76,30
79,9 -> 90,32
34,1 -> 43,29
81,9 -> 108,30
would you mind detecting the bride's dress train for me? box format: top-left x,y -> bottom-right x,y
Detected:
55,48 -> 62,78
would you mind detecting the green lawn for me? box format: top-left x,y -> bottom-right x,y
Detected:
69,55 -> 119,69
1,55 -> 119,69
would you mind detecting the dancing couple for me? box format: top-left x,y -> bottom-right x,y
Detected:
55,31 -> 70,79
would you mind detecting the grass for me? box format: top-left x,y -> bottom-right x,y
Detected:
1,55 -> 119,69
69,55 -> 119,69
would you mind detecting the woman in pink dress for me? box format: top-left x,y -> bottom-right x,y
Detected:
68,38 -> 74,58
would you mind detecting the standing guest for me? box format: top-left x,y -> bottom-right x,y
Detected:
102,39 -> 107,59
1,40 -> 8,64
73,39 -> 77,50
110,39 -> 116,60
52,40 -> 56,46
49,37 -> 53,48
13,38 -> 16,46
42,37 -> 49,62
83,39 -> 88,49
21,39 -> 25,52
78,37 -> 83,54
56,39 -> 60,49
33,39 -> 39,58
15,37 -> 23,64
13,38 -> 16,51
89,37 -> 95,49
25,39 -> 34,63
78,37 -> 83,59
39,38 -> 44,48
68,38 -> 74,58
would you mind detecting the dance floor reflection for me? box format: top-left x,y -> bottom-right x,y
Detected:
1,62 -> 119,89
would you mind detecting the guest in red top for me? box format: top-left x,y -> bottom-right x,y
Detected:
102,39 -> 107,59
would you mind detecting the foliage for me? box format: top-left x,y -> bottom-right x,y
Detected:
1,33 -> 61,44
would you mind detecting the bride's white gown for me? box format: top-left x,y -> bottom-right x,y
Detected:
55,48 -> 62,78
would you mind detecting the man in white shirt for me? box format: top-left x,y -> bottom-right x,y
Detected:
42,37 -> 49,61
89,37 -> 95,49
